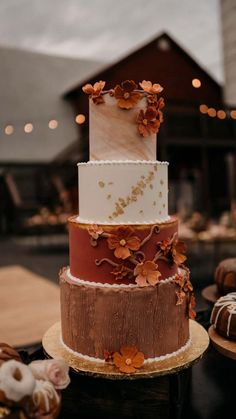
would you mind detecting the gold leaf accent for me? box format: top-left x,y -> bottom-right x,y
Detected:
160,180 -> 164,185
149,184 -> 153,189
139,210 -> 143,214
107,194 -> 111,200
98,181 -> 105,188
163,203 -> 166,208
159,191 -> 162,197
154,165 -> 158,171
153,201 -> 156,206
108,182 -> 114,185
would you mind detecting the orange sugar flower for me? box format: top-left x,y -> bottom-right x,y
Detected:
134,261 -> 161,287
82,80 -> 105,95
82,80 -> 105,104
137,106 -> 161,137
172,240 -> 187,265
111,264 -> 131,281
87,224 -> 104,240
174,274 -> 185,289
159,236 -> 173,256
176,290 -> 186,305
139,80 -> 163,94
114,80 -> 141,109
113,346 -> 144,374
188,294 -> 196,319
107,226 -> 141,260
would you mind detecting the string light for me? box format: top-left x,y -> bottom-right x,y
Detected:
4,125 -> 14,135
24,123 -> 33,133
199,104 -> 208,114
75,114 -> 86,124
217,110 -> 226,119
48,119 -> 58,129
207,108 -> 216,117
192,78 -> 201,88
230,110 -> 236,119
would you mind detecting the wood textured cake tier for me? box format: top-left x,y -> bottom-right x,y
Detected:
60,267 -> 190,359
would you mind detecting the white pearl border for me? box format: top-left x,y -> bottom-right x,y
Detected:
60,334 -> 192,365
67,268 -> 176,289
78,160 -> 169,166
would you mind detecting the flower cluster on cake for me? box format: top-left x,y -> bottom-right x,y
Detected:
59,80 -> 196,374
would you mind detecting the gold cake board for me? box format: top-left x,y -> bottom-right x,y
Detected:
42,320 -> 209,380
208,325 -> 236,360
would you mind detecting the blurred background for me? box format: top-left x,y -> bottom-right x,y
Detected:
0,0 -> 236,286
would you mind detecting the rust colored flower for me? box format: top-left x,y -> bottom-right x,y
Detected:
137,106 -> 161,137
157,97 -> 165,109
88,224 -> 104,240
172,240 -> 187,265
111,264 -> 132,281
134,261 -> 161,287
139,80 -> 163,94
82,80 -> 105,95
174,274 -> 185,289
159,237 -> 173,256
114,80 -> 141,109
188,294 -> 196,319
176,290 -> 186,305
113,346 -> 144,374
82,80 -> 105,104
107,226 -> 141,259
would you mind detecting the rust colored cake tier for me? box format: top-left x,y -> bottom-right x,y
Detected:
60,267 -> 190,359
215,258 -> 236,295
69,216 -> 179,285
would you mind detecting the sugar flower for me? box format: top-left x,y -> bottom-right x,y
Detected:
113,346 -> 144,374
134,260 -> 161,287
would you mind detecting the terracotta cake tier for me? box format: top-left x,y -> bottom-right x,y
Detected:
60,267 -> 190,359
69,216 -> 179,285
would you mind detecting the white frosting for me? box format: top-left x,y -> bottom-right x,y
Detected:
60,334 -> 192,365
0,360 -> 36,402
67,268 -> 176,288
33,380 -> 60,413
77,160 -> 169,224
211,292 -> 236,336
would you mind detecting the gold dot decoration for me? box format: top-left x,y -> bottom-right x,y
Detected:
159,191 -> 162,198
163,203 -> 166,208
98,181 -> 105,188
139,210 -> 143,214
154,165 -> 158,172
107,194 -> 111,200
108,182 -> 114,185
160,180 -> 164,185
149,184 -> 153,189
153,201 -> 156,206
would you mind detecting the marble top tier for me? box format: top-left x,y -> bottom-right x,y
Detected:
89,94 -> 157,161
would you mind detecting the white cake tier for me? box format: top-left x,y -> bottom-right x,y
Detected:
77,160 -> 169,224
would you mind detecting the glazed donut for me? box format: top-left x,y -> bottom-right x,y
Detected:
210,292 -> 236,340
215,258 -> 236,295
31,380 -> 61,418
0,360 -> 35,405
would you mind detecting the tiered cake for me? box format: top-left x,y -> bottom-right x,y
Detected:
60,80 -> 195,365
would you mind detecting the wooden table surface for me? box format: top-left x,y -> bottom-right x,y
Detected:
0,265 -> 60,347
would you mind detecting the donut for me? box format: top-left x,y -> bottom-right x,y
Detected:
0,344 -> 22,367
210,292 -> 236,340
30,380 -> 61,418
0,360 -> 35,405
215,258 -> 236,295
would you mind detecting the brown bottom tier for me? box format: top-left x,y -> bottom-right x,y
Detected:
60,268 -> 190,359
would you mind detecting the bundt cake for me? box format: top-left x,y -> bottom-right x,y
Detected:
210,292 -> 236,340
215,258 -> 236,295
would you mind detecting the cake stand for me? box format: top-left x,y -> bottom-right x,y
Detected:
201,284 -> 220,305
42,320 -> 209,379
208,325 -> 236,360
